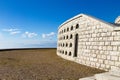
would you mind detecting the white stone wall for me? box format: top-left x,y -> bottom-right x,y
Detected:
57,14 -> 120,71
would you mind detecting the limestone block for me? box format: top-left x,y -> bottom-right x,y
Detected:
103,29 -> 108,32
99,59 -> 104,64
110,66 -> 120,77
115,61 -> 120,67
99,29 -> 103,33
99,37 -> 103,41
101,64 -> 105,68
92,46 -> 97,49
92,54 -> 97,58
107,55 -> 111,60
90,57 -> 94,61
96,63 -> 100,68
101,33 -> 106,37
107,46 -> 112,50
92,34 -> 97,37
95,30 -> 98,33
111,56 -> 118,61
109,61 -> 115,65
106,65 -> 110,69
95,72 -> 120,80
96,33 -> 100,37
91,62 -> 95,67
103,46 -> 107,51
119,57 -> 120,61
93,58 -> 97,62
112,32 -> 117,36
103,37 -> 108,41
105,42 -> 111,46
106,32 -> 111,36
109,51 -> 119,56
116,32 -> 120,36
118,47 -> 120,51
97,55 -> 101,58
114,36 -> 120,41
79,76 -> 95,80
90,46 -> 93,49
108,37 -> 114,41
104,51 -> 109,55
101,55 -> 107,60
98,42 -> 104,46
105,60 -> 109,64
98,46 -> 103,50
111,42 -> 120,46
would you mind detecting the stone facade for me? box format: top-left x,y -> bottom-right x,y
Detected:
57,14 -> 120,71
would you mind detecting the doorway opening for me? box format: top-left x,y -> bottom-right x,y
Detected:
74,34 -> 78,57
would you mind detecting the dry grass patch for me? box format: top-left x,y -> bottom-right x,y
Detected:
0,48 -> 104,80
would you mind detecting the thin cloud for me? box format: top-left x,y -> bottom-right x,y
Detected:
42,32 -> 55,39
10,31 -> 21,35
3,29 -> 19,32
2,28 -> 21,35
22,31 -> 37,38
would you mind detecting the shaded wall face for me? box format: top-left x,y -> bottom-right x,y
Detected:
57,16 -> 120,71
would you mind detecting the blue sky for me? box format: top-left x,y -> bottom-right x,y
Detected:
0,0 -> 120,49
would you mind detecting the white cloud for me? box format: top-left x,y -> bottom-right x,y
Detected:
2,28 -> 21,35
10,31 -> 21,35
42,32 -> 55,39
22,31 -> 37,38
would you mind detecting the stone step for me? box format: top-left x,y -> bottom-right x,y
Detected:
109,66 -> 120,77
79,76 -> 95,80
95,72 -> 120,80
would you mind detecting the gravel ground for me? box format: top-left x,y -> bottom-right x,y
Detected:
0,48 -> 104,80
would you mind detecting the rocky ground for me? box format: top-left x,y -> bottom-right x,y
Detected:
0,48 -> 104,80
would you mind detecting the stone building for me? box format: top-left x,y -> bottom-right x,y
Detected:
57,14 -> 120,80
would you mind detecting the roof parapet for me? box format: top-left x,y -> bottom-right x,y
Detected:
58,13 -> 84,29
114,27 -> 120,31
58,13 -> 118,30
